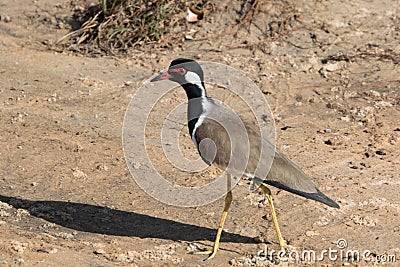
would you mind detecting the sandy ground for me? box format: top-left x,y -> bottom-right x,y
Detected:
0,0 -> 399,266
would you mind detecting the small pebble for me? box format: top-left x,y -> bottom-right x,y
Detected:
324,136 -> 342,146
37,247 -> 58,254
72,168 -> 87,179
369,90 -> 381,98
94,249 -> 106,255
341,116 -> 351,122
0,15 -> 11,23
305,230 -> 319,237
325,63 -> 339,72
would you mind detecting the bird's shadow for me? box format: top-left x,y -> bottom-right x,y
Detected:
0,194 -> 254,244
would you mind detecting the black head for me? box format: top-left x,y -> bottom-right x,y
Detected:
168,58 -> 204,84
151,58 -> 206,99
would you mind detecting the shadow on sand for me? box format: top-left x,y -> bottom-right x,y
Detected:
0,194 -> 255,244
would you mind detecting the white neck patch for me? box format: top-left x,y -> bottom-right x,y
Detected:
190,97 -> 213,147
185,71 -> 205,96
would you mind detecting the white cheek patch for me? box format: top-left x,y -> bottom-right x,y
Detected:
185,71 -> 205,96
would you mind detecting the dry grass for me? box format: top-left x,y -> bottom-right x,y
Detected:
58,0 -> 212,55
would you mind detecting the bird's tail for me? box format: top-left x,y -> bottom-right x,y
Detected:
264,180 -> 340,208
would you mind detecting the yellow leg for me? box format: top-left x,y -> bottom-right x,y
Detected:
195,174 -> 233,260
260,184 -> 287,250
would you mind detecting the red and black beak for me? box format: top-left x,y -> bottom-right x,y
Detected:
150,71 -> 173,82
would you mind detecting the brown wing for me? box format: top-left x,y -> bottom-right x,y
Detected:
194,118 -> 232,170
267,148 -> 317,193
194,115 -> 339,208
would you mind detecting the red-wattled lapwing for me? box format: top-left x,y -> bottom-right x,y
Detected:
151,58 -> 339,260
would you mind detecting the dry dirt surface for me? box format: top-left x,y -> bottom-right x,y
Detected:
1,0 -> 400,266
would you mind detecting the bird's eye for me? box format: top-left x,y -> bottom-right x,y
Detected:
170,67 -> 187,76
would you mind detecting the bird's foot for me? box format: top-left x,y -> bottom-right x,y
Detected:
193,248 -> 218,261
279,239 -> 288,251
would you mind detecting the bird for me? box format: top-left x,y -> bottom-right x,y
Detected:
150,58 -> 339,260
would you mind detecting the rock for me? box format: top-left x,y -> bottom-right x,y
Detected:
0,15 -> 11,23
184,34 -> 194,40
325,63 -> 339,72
343,91 -> 357,99
96,164 -> 108,171
0,201 -> 13,210
305,230 -> 319,237
11,241 -> 26,254
55,232 -> 74,239
368,90 -> 381,98
0,210 -> 11,217
186,242 -> 202,252
319,68 -> 328,78
341,116 -> 351,122
327,102 -> 343,109
94,249 -> 106,255
352,106 -> 374,117
229,258 -> 237,265
324,136 -> 342,146
374,100 -> 393,108
72,168 -> 87,179
37,247 -> 58,254
113,253 -> 128,262
16,208 -> 30,218
348,162 -> 358,169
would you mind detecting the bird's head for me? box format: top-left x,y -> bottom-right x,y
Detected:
151,58 -> 206,98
